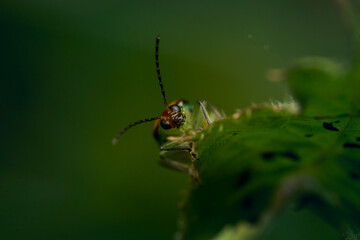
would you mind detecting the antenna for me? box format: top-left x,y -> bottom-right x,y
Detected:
112,116 -> 161,145
112,36 -> 170,144
155,35 -> 168,107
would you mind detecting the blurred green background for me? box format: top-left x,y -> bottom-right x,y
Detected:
0,0 -> 354,239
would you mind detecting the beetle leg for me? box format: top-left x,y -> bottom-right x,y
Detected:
189,142 -> 199,162
160,145 -> 199,160
189,163 -> 200,183
198,100 -> 212,125
202,100 -> 224,119
159,154 -> 190,173
159,154 -> 200,182
166,135 -> 195,143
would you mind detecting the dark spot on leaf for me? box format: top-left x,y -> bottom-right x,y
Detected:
323,122 -> 339,131
232,132 -> 238,136
281,151 -> 300,161
236,169 -> 251,188
349,172 -> 360,180
241,194 -> 261,223
356,137 -> 360,142
295,194 -> 323,211
305,134 -> 313,138
262,152 -> 276,161
343,142 -> 360,149
247,214 -> 259,224
241,195 -> 253,209
296,195 -> 314,210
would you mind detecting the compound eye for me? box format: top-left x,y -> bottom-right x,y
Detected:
170,105 -> 181,112
160,120 -> 172,130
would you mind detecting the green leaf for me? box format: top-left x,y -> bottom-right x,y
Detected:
287,57 -> 350,116
178,56 -> 360,240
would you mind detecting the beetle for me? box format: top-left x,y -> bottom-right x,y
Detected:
112,36 -> 224,181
